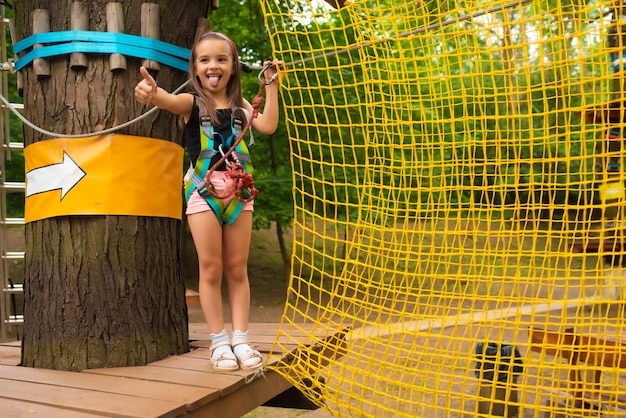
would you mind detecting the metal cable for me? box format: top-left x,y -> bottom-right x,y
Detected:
0,2 -> 532,138
0,79 -> 189,139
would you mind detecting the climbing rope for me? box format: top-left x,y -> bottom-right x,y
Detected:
202,62 -> 278,203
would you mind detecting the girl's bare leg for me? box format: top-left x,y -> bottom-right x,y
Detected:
223,210 -> 253,332
224,211 -> 262,369
188,210 -> 225,334
188,210 -> 239,370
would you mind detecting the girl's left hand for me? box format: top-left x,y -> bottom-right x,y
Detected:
263,59 -> 283,85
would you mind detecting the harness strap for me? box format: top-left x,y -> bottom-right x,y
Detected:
233,110 -> 255,148
186,169 -> 245,225
184,97 -> 254,225
198,149 -> 218,160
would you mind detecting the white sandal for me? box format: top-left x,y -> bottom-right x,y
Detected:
232,341 -> 263,371
210,341 -> 239,371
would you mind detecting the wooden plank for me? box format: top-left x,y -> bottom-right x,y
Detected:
150,354 -> 274,386
149,354 -> 268,384
0,345 -> 21,365
190,340 -> 298,355
188,322 -> 319,348
0,398 -> 104,417
0,323 -> 349,417
188,322 -> 318,339
186,289 -> 200,308
0,364 -> 216,411
189,333 -> 304,352
84,364 -> 244,398
187,331 -> 288,345
585,99 -> 626,124
529,327 -> 626,412
150,352 -> 214,370
186,323 -> 348,417
576,333 -> 626,368
544,387 -> 626,415
0,379 -> 186,418
251,323 -> 318,333
252,333 -> 315,345
187,367 -> 294,418
273,326 -> 351,379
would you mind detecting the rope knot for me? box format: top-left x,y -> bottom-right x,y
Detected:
252,95 -> 264,111
203,78 -> 269,202
205,163 -> 258,203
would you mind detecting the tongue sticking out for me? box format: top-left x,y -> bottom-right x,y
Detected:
209,76 -> 220,88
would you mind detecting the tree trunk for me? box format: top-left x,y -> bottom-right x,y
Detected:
275,220 -> 290,281
14,0 -> 211,370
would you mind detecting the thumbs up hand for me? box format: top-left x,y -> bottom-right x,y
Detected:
135,66 -> 158,105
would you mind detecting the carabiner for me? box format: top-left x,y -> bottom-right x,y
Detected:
218,143 -> 232,167
258,62 -> 279,85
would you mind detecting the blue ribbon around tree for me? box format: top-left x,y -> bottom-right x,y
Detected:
13,30 -> 191,72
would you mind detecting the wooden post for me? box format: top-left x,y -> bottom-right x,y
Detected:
477,383 -> 519,417
141,3 -> 160,71
106,2 -> 126,71
32,9 -> 50,77
69,2 -> 89,70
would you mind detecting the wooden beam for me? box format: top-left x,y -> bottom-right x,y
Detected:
528,326 -> 626,410
187,368 -> 293,418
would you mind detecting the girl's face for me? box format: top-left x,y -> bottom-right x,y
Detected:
193,38 -> 234,94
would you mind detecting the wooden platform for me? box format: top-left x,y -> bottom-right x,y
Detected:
0,323 -> 338,418
529,327 -> 626,414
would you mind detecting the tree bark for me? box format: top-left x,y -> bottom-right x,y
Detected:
14,0 -> 211,370
275,220 -> 290,281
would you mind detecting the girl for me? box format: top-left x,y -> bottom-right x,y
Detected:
135,32 -> 280,371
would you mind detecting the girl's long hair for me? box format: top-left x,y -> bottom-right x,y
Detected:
188,32 -> 244,123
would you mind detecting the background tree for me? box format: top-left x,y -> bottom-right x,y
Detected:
14,0 -> 211,371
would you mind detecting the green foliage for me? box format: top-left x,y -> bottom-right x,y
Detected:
256,1 -> 606,229
356,1 -> 603,219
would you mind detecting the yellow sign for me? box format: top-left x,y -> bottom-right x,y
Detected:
598,181 -> 625,203
24,134 -> 184,223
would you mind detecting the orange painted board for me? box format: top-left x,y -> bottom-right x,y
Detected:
24,134 -> 184,222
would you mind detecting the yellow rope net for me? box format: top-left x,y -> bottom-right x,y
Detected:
263,0 -> 626,416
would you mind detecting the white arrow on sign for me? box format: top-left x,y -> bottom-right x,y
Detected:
26,151 -> 86,199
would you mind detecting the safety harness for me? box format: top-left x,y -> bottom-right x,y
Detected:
183,61 -> 278,225
184,98 -> 257,225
